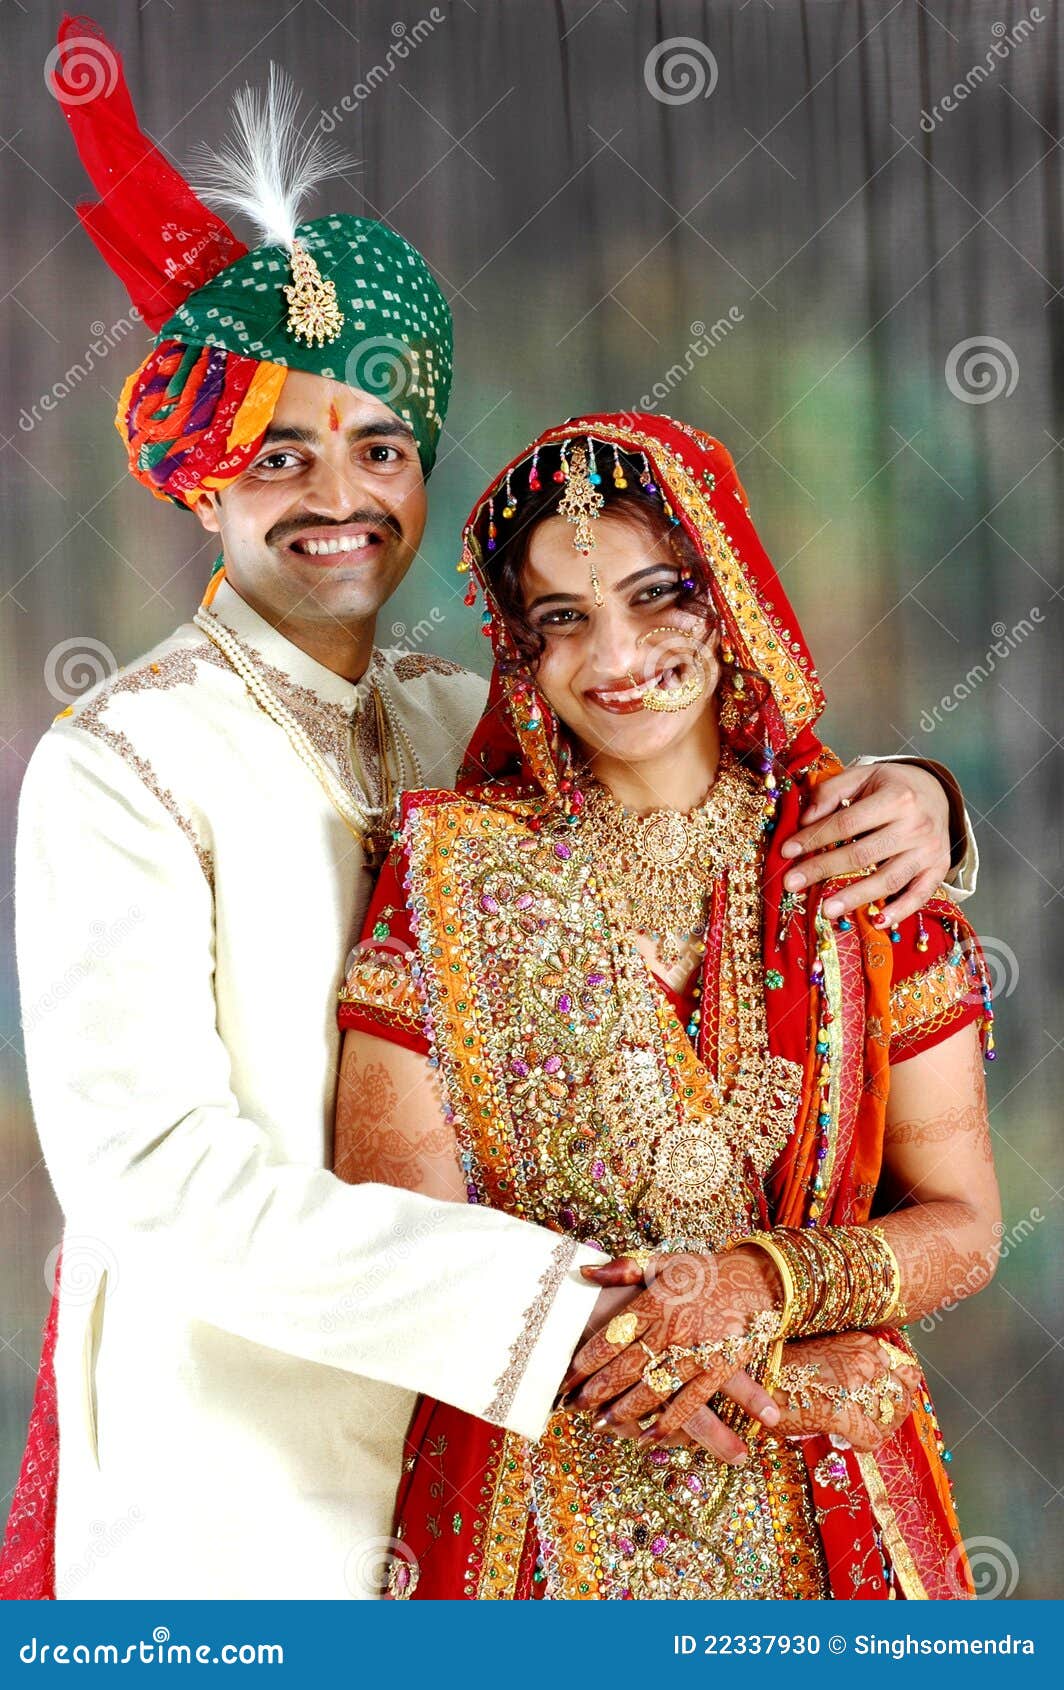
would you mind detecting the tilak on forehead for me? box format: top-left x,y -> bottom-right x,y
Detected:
50,14 -> 454,506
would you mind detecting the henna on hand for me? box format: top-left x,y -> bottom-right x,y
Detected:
770,1332 -> 921,1453
565,1247 -> 779,1415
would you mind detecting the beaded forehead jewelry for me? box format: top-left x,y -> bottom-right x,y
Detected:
557,440 -> 606,604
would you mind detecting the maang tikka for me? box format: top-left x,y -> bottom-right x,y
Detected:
557,441 -> 606,605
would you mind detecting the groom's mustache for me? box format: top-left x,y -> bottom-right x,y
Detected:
269,508 -> 404,546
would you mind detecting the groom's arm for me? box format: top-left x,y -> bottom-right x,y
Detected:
14,725 -> 599,1444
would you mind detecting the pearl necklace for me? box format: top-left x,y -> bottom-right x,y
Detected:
194,606 -> 404,865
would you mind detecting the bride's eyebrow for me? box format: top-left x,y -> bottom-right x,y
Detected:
527,563 -> 676,612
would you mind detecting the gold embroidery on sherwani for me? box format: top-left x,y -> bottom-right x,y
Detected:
401,761 -> 824,1599
72,648 -> 218,888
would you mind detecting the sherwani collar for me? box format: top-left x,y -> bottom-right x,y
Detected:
203,577 -> 383,716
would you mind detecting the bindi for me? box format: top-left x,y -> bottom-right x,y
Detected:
327,401 -> 341,433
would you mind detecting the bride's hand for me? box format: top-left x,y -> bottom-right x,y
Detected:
559,1271 -> 780,1465
561,1248 -> 782,1461
766,1331 -> 922,1452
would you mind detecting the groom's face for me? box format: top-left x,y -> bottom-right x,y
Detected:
191,370 -> 428,628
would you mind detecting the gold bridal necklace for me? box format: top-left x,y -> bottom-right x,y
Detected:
576,748 -> 766,969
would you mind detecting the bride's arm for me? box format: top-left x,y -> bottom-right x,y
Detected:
335,1028 -> 467,1201
858,1018 -> 1001,1321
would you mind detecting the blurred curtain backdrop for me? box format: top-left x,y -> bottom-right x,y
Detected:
2,0 -> 1061,1597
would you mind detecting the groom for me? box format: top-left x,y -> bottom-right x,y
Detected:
3,20 -> 977,1600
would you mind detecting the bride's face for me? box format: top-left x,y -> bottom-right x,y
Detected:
519,513 -> 721,766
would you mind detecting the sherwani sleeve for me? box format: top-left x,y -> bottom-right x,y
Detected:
853,754 -> 979,899
14,725 -> 601,1443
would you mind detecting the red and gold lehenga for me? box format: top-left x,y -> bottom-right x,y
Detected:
336,413 -> 989,1601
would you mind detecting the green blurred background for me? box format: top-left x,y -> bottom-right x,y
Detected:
2,1 -> 1061,1596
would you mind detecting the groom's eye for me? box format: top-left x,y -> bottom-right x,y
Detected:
363,443 -> 409,466
253,451 -> 303,473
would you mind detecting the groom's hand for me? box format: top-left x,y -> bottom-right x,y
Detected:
779,760 -> 951,925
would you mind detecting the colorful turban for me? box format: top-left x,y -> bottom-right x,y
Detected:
52,15 -> 453,505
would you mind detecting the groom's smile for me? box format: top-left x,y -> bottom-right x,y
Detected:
189,371 -> 429,673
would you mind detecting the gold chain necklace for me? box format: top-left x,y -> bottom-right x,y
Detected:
577,750 -> 766,967
193,607 -> 402,868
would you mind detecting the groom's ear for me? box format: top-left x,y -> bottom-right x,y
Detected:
190,491 -> 222,536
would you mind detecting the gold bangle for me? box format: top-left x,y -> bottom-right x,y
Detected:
869,1224 -> 907,1323
732,1232 -> 797,1337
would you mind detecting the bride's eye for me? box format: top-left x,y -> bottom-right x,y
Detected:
634,577 -> 681,606
537,608 -> 585,632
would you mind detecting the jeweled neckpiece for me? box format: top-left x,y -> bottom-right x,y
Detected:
576,749 -> 766,965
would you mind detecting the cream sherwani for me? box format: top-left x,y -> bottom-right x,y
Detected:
14,577 -> 978,1600
14,578 -> 604,1600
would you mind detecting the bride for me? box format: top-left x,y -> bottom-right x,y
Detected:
334,412 -> 1000,1600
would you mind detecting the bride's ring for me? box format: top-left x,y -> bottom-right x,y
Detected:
643,1360 -> 685,1395
604,1312 -> 639,1348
